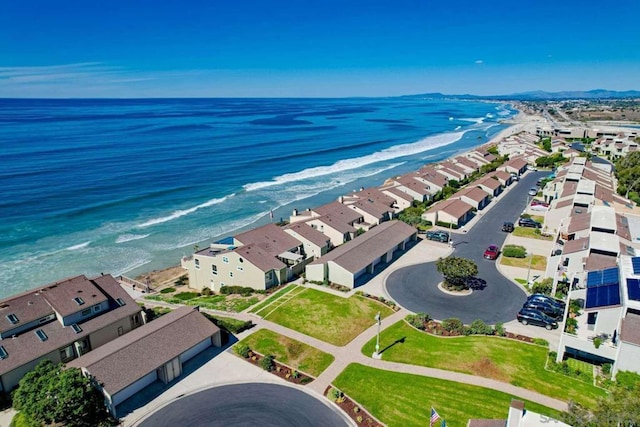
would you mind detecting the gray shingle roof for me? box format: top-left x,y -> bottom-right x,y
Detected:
68,306 -> 219,396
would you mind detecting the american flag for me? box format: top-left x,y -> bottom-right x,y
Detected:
430,408 -> 441,427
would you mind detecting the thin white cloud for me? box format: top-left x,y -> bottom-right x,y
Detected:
475,60 -> 484,64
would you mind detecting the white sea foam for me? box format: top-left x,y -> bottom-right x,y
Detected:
459,117 -> 485,124
115,258 -> 152,277
243,131 -> 466,192
455,125 -> 461,130
136,194 -> 234,228
65,241 -> 91,251
115,233 -> 150,244
485,113 -> 494,118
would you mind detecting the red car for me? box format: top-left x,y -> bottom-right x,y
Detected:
484,245 -> 499,260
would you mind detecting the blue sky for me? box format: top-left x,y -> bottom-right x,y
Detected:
1,0 -> 639,97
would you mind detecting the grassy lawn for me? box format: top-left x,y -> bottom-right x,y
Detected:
238,329 -> 334,377
500,254 -> 547,270
512,227 -> 554,240
360,321 -> 606,407
146,292 -> 258,312
261,288 -> 394,346
565,357 -> 595,377
249,284 -> 296,313
333,364 -> 562,427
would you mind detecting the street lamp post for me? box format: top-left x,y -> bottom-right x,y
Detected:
526,253 -> 534,285
373,312 -> 382,359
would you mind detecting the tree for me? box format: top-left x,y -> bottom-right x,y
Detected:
12,360 -> 109,427
562,372 -> 640,426
436,256 -> 478,291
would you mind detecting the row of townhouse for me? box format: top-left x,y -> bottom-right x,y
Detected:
0,274 -> 222,418
590,132 -> 639,160
526,155 -> 640,376
421,156 -> 529,228
182,145 -> 529,293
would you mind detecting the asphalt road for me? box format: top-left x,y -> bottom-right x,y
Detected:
387,171 -> 549,324
138,383 -> 349,427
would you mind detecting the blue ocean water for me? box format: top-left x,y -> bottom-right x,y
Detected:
0,98 -> 515,297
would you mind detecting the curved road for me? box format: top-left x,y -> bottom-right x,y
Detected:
138,383 -> 349,427
387,171 -> 549,324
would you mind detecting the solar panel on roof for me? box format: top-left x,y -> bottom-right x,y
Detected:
586,283 -> 621,309
628,278 -> 640,301
632,257 -> 640,275
586,267 -> 619,288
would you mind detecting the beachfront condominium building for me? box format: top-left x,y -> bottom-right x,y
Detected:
555,256 -> 640,378
0,274 -> 142,393
183,223 -> 321,292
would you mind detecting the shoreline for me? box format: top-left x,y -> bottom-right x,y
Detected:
136,107 -> 537,288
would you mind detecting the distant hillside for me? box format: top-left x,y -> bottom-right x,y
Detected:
402,89 -> 640,101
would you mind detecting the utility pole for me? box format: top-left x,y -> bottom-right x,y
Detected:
373,312 -> 382,359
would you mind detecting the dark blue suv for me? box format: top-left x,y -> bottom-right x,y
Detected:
517,308 -> 558,330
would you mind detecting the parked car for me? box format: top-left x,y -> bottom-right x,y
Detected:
516,308 -> 559,330
531,199 -> 549,207
527,293 -> 566,310
510,172 -> 519,181
528,188 -> 538,196
425,230 -> 449,243
483,244 -> 500,260
522,300 -> 563,319
502,221 -> 514,232
518,217 -> 541,228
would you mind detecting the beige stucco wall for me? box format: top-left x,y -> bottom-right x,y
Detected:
89,314 -> 141,350
327,261 -> 357,288
305,219 -> 347,247
306,263 -> 327,283
188,251 -> 277,292
614,342 -> 640,376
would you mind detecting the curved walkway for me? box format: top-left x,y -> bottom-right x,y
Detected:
387,171 -> 548,323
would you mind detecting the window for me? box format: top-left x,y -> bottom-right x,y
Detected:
73,297 -> 85,306
237,266 -> 244,272
195,259 -> 200,269
81,308 -> 92,317
35,329 -> 48,342
59,345 -> 75,362
222,256 -> 229,264
6,314 -> 19,324
229,271 -> 234,278
116,298 -> 126,306
211,265 -> 217,275
238,257 -> 244,263
0,346 -> 7,359
93,305 -> 101,312
71,323 -> 82,333
118,326 -> 124,336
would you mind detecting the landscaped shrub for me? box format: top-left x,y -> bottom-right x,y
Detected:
160,287 -> 175,294
531,278 -> 553,295
173,291 -> 200,301
467,319 -> 493,335
533,338 -> 549,347
203,313 -> 253,334
174,275 -> 188,286
503,245 -> 527,258
201,287 -> 213,296
234,343 -> 251,358
565,317 -> 578,334
260,354 -> 275,371
601,363 -> 612,375
329,388 -> 344,402
407,312 -> 431,330
220,285 -> 255,296
494,323 -> 506,337
441,318 -> 464,334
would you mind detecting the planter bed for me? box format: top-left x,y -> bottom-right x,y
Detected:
324,386 -> 384,427
242,350 -> 314,385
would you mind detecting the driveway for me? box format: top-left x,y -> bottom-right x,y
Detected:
386,171 -> 549,324
137,383 -> 350,427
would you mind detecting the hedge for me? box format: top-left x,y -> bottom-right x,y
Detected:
503,245 -> 527,258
